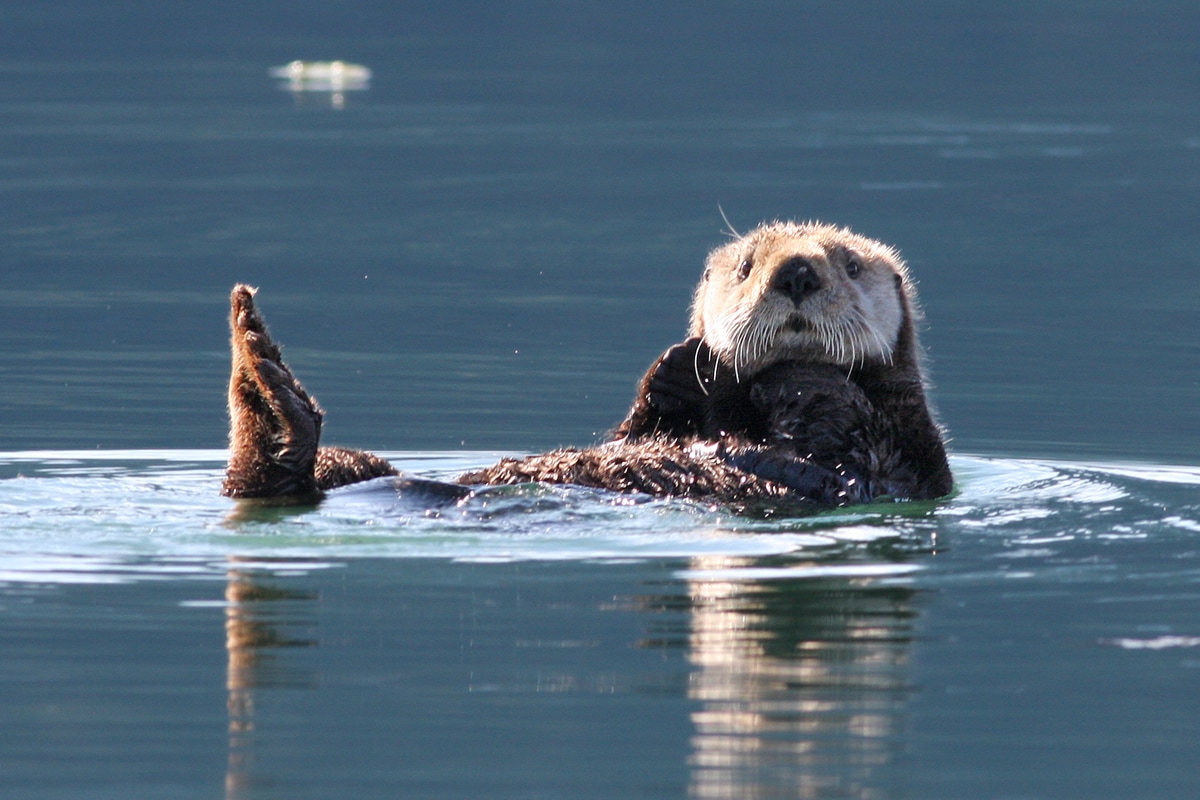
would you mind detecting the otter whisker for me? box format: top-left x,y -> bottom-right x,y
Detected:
855,308 -> 890,366
694,334 -> 712,396
742,319 -> 758,365
847,313 -> 866,369
868,321 -> 891,366
726,319 -> 744,381
826,319 -> 842,364
717,204 -> 741,239
760,323 -> 776,362
753,318 -> 776,370
723,302 -> 762,380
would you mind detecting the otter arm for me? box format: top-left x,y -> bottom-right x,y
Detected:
614,337 -> 755,440
749,364 -> 877,459
852,370 -> 954,500
747,362 -> 958,503
222,285 -> 398,499
738,363 -> 887,504
614,338 -> 708,440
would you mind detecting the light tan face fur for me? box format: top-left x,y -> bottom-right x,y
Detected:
689,221 -> 910,376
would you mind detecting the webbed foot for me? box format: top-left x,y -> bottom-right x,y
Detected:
222,285 -> 325,499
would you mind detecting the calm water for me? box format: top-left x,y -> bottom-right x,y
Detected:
3,451 -> 1200,799
2,2 -> 1200,798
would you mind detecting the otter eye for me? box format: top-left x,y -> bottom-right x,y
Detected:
845,257 -> 861,279
737,259 -> 752,281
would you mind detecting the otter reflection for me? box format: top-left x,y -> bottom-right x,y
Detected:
664,557 -> 919,799
212,555 -> 917,797
224,562 -> 318,799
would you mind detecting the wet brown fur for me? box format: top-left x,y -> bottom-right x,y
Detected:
222,222 -> 952,509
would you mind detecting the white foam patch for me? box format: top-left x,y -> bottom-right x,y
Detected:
1103,636 -> 1200,650
676,562 -> 922,582
1078,463 -> 1200,486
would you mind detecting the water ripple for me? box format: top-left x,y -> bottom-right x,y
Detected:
1,451 -> 1198,585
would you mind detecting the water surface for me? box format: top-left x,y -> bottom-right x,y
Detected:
3,451 -> 1200,798
3,3 -> 1199,798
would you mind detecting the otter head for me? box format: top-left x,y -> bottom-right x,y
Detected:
689,221 -> 916,377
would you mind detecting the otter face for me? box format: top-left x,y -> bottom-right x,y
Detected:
689,221 -> 909,376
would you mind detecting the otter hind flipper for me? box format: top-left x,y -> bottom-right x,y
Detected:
222,285 -> 398,499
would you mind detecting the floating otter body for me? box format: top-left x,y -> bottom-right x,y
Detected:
222,221 -> 952,511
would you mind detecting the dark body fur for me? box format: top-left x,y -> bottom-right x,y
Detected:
222,222 -> 952,511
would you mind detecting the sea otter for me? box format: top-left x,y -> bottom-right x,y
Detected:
222,221 -> 952,510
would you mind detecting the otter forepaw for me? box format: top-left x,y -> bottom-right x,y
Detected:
646,337 -> 717,414
613,337 -> 721,440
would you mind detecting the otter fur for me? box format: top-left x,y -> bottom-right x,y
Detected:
222,221 -> 952,510
613,220 -> 952,500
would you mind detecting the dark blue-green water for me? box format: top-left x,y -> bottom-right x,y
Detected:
2,3 -> 1199,798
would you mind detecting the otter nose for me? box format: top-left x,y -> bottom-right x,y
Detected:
771,258 -> 821,304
